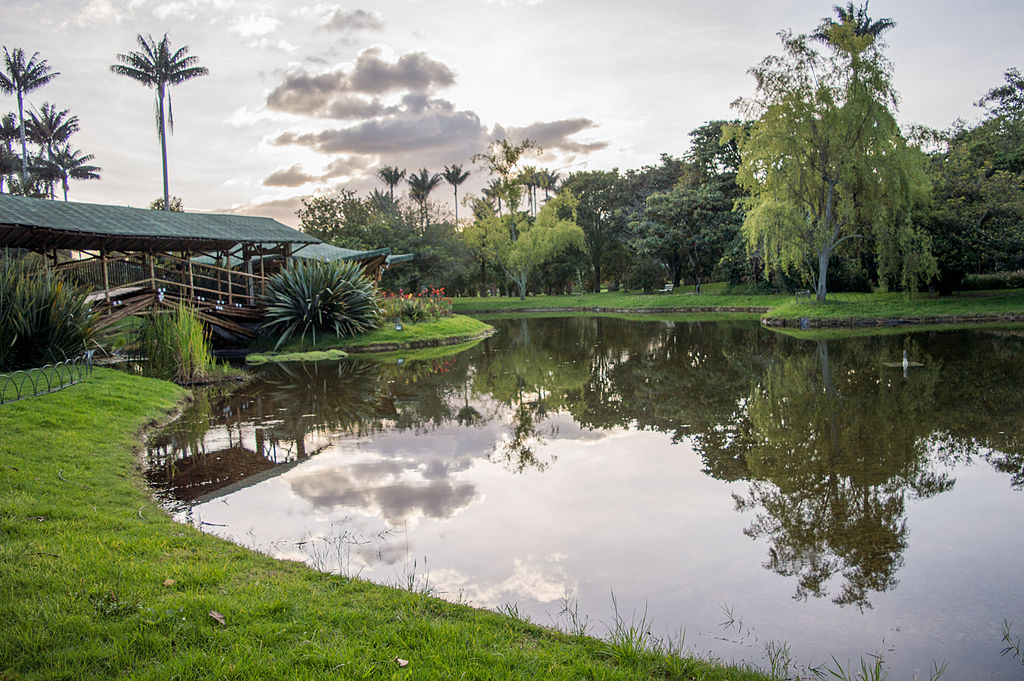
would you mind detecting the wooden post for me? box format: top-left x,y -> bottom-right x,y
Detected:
259,246 -> 265,298
187,251 -> 195,300
149,252 -> 156,290
101,249 -> 110,304
244,244 -> 254,305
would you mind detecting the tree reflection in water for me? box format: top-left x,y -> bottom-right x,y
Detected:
148,318 -> 1024,608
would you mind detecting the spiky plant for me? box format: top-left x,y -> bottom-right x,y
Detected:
0,258 -> 94,371
261,259 -> 380,350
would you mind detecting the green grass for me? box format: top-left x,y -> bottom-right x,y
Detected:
349,337 -> 488,362
245,349 -> 349,365
249,315 -> 494,357
453,288 -> 1024,328
3,369 -> 770,680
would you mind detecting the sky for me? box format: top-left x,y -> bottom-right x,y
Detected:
2,0 -> 1022,227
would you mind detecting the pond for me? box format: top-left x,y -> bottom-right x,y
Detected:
146,316 -> 1024,680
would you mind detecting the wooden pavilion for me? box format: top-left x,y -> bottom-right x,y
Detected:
0,195 -> 409,339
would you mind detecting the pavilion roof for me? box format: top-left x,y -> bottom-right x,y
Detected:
0,194 -> 319,253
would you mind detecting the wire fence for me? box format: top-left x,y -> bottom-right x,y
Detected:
0,352 -> 94,405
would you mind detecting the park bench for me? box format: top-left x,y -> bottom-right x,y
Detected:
658,282 -> 674,294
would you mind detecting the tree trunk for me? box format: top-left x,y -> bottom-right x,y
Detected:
453,187 -> 459,225
593,262 -> 602,293
479,258 -> 486,294
158,86 -> 170,211
816,246 -> 829,301
17,92 -> 28,185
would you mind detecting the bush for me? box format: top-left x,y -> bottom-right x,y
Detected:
962,271 -> 1024,291
380,287 -> 453,323
262,259 -> 380,349
624,258 -> 666,293
0,259 -> 95,371
136,303 -> 214,384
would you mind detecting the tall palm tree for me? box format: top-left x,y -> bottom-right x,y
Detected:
111,34 -> 208,211
442,163 -> 470,225
27,103 -> 79,198
0,47 -> 59,184
50,145 -> 100,201
483,178 -> 503,217
377,165 -> 406,201
406,168 -> 442,231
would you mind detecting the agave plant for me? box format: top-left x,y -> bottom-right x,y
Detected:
0,258 -> 95,371
261,259 -> 381,350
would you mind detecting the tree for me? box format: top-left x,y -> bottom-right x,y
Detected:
111,34 -> 208,211
0,112 -> 18,193
559,170 -> 623,292
407,168 -> 442,231
442,163 -> 470,225
148,195 -> 183,211
472,191 -> 584,299
632,182 -> 734,292
0,47 -> 58,185
472,138 -> 540,220
27,103 -> 79,198
730,7 -> 934,300
48,145 -> 100,201
377,165 -> 406,201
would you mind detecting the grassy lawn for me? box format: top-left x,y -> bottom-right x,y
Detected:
453,288 -> 1024,326
2,369 -> 767,680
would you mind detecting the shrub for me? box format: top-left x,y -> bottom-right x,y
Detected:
136,303 -> 214,384
0,259 -> 95,371
962,271 -> 1024,291
380,287 -> 453,323
624,258 -> 666,293
262,259 -> 380,349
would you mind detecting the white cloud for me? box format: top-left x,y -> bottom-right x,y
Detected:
231,14 -> 281,37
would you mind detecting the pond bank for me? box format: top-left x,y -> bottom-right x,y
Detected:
452,290 -> 1024,330
0,369 -> 763,680
245,315 -> 495,363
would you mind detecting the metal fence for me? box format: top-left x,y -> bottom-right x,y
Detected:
0,352 -> 94,405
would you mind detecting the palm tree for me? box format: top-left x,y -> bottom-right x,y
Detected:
27,103 -> 79,198
406,168 -> 442,231
0,112 -> 19,193
815,2 -> 894,42
377,165 -> 406,201
0,47 -> 59,184
111,34 -> 208,211
539,169 -> 560,201
483,178 -> 503,216
50,145 -> 100,201
442,164 -> 470,225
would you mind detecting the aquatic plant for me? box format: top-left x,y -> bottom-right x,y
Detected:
136,302 -> 213,383
0,257 -> 94,371
261,259 -> 380,350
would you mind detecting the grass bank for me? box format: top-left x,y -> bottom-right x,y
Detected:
453,289 -> 1024,328
0,369 -> 764,680
247,315 -> 494,362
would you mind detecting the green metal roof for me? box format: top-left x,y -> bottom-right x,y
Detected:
0,194 -> 319,252
293,243 -> 391,262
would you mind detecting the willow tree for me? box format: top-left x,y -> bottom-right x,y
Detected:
730,7 -> 933,300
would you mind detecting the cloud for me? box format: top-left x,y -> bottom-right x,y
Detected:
272,102 -> 484,155
262,156 -> 371,187
319,7 -> 384,33
498,118 -> 609,153
230,14 -> 280,37
265,47 -> 456,118
263,164 -> 317,188
224,196 -> 306,226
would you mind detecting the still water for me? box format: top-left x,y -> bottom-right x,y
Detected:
147,317 -> 1024,679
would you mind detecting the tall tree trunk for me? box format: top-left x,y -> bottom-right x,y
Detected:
158,85 -> 170,211
453,186 -> 459,224
17,92 -> 27,185
479,258 -> 486,294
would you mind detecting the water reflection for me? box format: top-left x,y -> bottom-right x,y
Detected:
146,317 -> 1024,678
